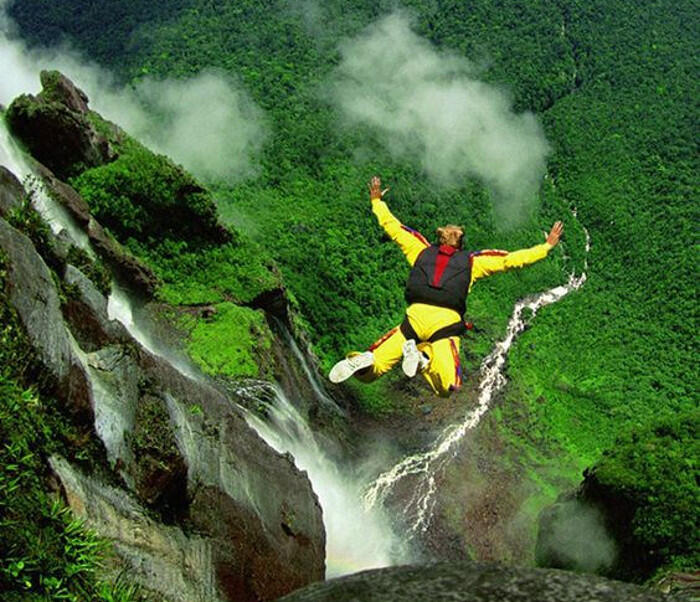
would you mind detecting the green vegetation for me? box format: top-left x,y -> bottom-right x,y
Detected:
0,378 -> 139,601
64,119 -> 281,379
70,145 -> 223,243
178,302 -> 273,379
62,113 -> 280,307
584,410 -> 699,581
12,0 -> 694,450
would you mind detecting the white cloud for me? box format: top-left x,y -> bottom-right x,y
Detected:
328,12 -> 550,223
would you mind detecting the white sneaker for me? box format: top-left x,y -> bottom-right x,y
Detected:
402,339 -> 428,377
328,351 -> 374,383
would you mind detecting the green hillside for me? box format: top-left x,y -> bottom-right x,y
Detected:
10,0 -> 697,555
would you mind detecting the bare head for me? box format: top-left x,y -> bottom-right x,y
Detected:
436,224 -> 464,249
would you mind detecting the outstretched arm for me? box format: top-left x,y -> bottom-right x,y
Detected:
369,176 -> 430,266
470,221 -> 563,285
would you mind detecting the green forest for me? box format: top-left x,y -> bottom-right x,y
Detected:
3,0 -> 698,589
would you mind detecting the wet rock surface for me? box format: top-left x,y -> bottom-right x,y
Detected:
279,561 -> 687,602
63,264 -> 127,350
0,216 -> 93,423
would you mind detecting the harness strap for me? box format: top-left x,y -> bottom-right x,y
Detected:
400,316 -> 468,344
399,317 -> 419,342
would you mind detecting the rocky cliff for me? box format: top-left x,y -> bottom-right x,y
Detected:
1,73 -> 326,601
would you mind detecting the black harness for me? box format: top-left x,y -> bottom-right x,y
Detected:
402,245 -> 473,343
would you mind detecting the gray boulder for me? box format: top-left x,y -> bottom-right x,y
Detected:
279,561 -> 684,602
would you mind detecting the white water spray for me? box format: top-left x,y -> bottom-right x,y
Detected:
236,380 -> 406,577
363,228 -> 590,534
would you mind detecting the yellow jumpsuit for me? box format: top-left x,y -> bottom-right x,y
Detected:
353,197 -> 553,397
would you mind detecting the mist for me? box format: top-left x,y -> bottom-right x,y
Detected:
537,499 -> 617,574
0,1 -> 267,183
329,12 -> 550,224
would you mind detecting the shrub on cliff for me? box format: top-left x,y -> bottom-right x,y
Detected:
69,144 -> 226,244
581,410 -> 699,581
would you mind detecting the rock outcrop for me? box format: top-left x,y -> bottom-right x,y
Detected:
0,216 -> 94,423
34,160 -> 160,296
278,561 -> 689,602
6,70 -> 116,180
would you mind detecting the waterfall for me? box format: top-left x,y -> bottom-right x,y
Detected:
0,119 -> 93,253
2,119 -> 400,577
363,225 -> 590,534
1,114 -> 592,574
105,282 -> 201,381
275,319 -> 345,416
236,380 -> 406,577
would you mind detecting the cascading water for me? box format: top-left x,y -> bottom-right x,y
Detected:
0,118 -> 196,380
0,120 -> 93,253
1,117 -> 403,577
2,112 -> 593,575
236,379 -> 406,577
105,282 -> 201,381
274,319 -> 345,416
363,223 -> 591,535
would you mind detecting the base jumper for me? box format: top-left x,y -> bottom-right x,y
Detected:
328,176 -> 563,397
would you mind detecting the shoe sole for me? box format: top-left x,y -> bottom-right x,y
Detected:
402,342 -> 420,377
329,354 -> 374,383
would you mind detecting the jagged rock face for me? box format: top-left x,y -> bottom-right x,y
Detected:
0,175 -> 325,599
0,166 -> 24,217
49,455 -> 218,602
0,217 -> 93,423
63,264 -> 128,350
278,561 -> 684,602
6,70 -> 115,180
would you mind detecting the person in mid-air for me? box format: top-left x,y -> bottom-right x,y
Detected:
329,176 -> 563,397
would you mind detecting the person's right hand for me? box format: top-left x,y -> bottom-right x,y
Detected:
546,221 -> 564,246
368,176 -> 389,200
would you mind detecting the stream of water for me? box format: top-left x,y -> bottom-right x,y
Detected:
0,122 -> 93,252
235,380 -> 405,577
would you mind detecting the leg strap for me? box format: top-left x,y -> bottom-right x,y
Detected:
400,316 -> 467,344
427,320 -> 467,342
399,317 -> 419,342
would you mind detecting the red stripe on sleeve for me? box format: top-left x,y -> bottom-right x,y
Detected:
401,225 -> 430,247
